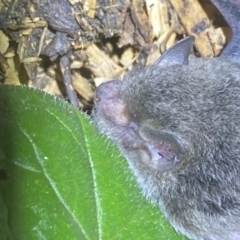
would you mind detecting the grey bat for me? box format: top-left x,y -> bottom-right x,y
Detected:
93,0 -> 240,239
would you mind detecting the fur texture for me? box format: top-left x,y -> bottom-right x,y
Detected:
94,58 -> 240,240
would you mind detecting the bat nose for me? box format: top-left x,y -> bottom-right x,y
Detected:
95,80 -> 123,103
95,91 -> 101,103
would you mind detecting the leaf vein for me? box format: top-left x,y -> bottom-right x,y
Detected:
19,126 -> 89,239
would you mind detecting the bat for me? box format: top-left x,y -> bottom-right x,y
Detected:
93,1 -> 240,239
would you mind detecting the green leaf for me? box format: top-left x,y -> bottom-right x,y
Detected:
0,85 -> 187,240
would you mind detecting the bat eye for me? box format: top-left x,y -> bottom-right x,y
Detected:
157,152 -> 164,158
139,126 -> 186,171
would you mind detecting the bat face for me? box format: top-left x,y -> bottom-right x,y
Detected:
94,57 -> 240,240
93,1 -> 240,239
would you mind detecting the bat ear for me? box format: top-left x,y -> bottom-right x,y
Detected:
154,35 -> 195,67
211,0 -> 240,63
139,124 -> 186,171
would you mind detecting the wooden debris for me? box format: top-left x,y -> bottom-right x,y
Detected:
0,0 -> 229,110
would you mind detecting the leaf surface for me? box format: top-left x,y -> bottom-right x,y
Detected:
0,85 -> 186,240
